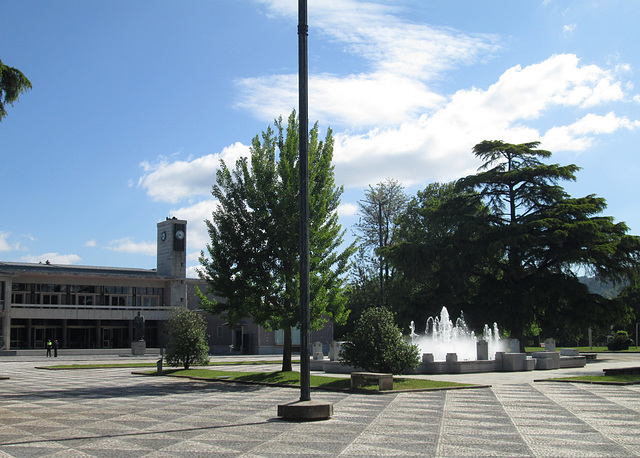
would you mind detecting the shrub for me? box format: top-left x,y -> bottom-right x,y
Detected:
339,307 -> 420,374
607,330 -> 633,351
165,307 -> 210,369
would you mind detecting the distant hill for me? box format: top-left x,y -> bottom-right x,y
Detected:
579,276 -> 625,299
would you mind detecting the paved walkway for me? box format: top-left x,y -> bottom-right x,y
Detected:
0,354 -> 638,457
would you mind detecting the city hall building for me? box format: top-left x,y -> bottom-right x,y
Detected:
0,218 -> 333,353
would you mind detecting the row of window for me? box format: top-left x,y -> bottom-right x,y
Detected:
12,284 -> 161,295
11,283 -> 163,307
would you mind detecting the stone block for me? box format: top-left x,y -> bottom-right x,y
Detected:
351,372 -> 393,390
501,353 -> 529,371
544,338 -> 556,352
328,341 -> 343,361
312,341 -> 323,359
560,348 -> 579,356
477,340 -> 489,360
422,353 -> 434,363
131,340 -> 146,355
531,351 -> 560,370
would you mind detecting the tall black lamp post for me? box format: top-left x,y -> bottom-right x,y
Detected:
298,0 -> 311,404
277,0 -> 333,421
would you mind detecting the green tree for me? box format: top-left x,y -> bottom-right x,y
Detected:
198,111 -> 354,371
165,307 -> 210,370
384,181 -> 488,329
388,141 -> 640,348
338,179 -> 408,337
353,178 -> 407,308
0,60 -> 32,121
339,307 -> 419,374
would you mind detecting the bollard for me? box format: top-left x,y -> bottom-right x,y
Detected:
157,358 -> 163,373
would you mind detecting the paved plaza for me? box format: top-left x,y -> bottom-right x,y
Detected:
0,354 -> 639,457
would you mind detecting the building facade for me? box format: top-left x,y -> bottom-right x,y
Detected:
0,218 -> 334,354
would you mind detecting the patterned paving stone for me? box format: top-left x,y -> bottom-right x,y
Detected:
0,358 -> 639,456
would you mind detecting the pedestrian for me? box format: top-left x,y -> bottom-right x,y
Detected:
46,339 -> 52,357
53,340 -> 58,357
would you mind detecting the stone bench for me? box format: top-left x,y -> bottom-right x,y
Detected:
603,367 -> 640,376
350,372 -> 393,390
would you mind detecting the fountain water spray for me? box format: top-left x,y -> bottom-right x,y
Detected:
410,306 -> 505,361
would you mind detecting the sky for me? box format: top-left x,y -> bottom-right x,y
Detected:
2,0 -> 639,278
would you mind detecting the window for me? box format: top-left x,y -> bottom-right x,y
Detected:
78,295 -> 93,306
275,328 -> 301,346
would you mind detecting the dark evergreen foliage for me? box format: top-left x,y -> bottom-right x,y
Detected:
0,59 -> 32,121
385,141 -> 640,348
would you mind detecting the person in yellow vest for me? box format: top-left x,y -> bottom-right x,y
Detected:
46,339 -> 52,357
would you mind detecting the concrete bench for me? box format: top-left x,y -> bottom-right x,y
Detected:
350,372 -> 393,390
603,367 -> 640,376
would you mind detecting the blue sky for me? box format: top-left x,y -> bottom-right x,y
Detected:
2,0 -> 639,277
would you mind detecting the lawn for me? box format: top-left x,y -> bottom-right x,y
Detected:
155,369 -> 471,391
525,346 -> 639,353
543,374 -> 640,384
39,362 -> 472,391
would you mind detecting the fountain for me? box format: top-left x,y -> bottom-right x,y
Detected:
410,307 -> 505,361
316,306 -> 587,375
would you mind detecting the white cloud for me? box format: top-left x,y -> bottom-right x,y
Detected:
0,232 -> 13,251
541,112 -> 640,151
338,203 -> 358,217
84,239 -> 96,248
243,0 -> 499,128
331,54 -> 637,188
19,253 -> 82,265
107,238 -> 156,256
138,142 -> 250,203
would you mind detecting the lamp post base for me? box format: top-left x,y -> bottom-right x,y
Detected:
277,400 -> 333,421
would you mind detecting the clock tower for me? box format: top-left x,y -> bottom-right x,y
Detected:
157,217 -> 187,279
157,218 -> 187,308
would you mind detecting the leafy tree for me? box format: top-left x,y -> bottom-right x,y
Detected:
384,181 -> 487,329
338,180 -> 408,336
0,60 -> 32,121
388,141 -> 640,349
198,111 -> 354,371
339,307 -> 419,374
165,307 -> 210,370
355,179 -> 407,307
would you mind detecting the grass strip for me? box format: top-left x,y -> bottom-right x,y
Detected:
525,346 -> 639,353
540,374 -> 640,385
156,369 -> 471,391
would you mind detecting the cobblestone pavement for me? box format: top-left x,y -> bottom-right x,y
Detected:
0,355 -> 638,457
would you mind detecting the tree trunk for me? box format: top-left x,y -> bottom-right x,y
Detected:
282,326 -> 293,372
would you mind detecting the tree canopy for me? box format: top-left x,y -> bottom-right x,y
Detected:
198,111 -> 354,370
165,307 -> 210,370
0,60 -> 32,121
386,141 -> 640,348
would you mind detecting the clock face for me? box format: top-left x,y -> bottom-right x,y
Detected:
175,230 -> 185,240
160,231 -> 166,241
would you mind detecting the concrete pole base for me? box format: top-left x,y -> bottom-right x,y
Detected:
277,400 -> 333,421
